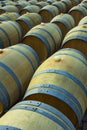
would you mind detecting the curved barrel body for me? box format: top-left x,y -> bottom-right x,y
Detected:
0,44 -> 40,115
24,48 -> 87,128
0,100 -> 75,130
22,23 -> 62,62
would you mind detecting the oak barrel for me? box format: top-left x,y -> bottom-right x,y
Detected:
23,48 -> 87,128
78,16 -> 87,25
0,12 -> 20,21
36,1 -> 48,8
61,0 -> 72,11
0,5 -> 19,14
0,100 -> 75,130
0,21 -> 23,48
0,44 -> 40,114
16,12 -> 42,35
51,13 -> 75,37
20,5 -> 40,15
39,5 -> 59,22
52,1 -> 67,13
22,22 -> 62,62
62,25 -> 87,56
69,5 -> 87,25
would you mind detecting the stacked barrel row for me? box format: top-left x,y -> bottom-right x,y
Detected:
0,0 -> 87,130
1,0 -> 83,112
21,0 -> 87,63
23,0 -> 87,129
0,0 -> 83,22
0,0 -> 85,48
0,12 -> 43,49
0,0 -> 83,49
0,48 -> 87,129
62,0 -> 87,57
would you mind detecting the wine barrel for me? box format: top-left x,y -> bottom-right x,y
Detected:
52,1 -> 67,13
69,5 -> 87,25
78,16 -> 87,25
23,48 -> 87,128
0,44 -> 40,115
16,13 -> 42,35
79,2 -> 87,10
0,100 -> 75,130
20,5 -> 40,15
22,23 -> 62,62
36,2 -> 48,8
0,12 -> 20,21
0,13 -> 11,21
0,21 -> 23,48
5,12 -> 20,20
15,2 -> 30,12
0,5 -> 19,14
28,0 -> 38,5
46,0 -> 56,5
62,25 -> 87,56
70,0 -> 80,6
61,0 -> 72,11
39,5 -> 59,23
51,13 -> 75,37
